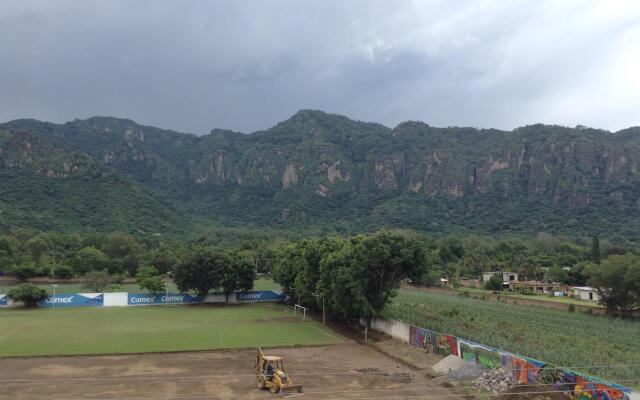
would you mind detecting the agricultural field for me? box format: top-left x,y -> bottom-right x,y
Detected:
384,289 -> 640,382
0,303 -> 340,357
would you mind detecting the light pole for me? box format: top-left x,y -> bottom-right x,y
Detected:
51,284 -> 58,312
164,282 -> 170,308
312,292 -> 325,326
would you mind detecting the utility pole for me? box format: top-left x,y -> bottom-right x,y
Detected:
51,284 -> 58,312
164,282 -> 170,308
312,292 -> 326,326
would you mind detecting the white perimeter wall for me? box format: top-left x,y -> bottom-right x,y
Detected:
361,317 -> 410,343
203,294 -> 228,303
103,292 -> 128,307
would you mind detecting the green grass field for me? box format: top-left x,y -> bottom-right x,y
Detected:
0,303 -> 342,357
0,277 -> 281,295
385,289 -> 640,382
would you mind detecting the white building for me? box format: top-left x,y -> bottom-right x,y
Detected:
482,271 -> 519,283
571,286 -> 600,302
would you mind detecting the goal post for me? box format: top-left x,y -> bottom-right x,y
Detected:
293,304 -> 307,322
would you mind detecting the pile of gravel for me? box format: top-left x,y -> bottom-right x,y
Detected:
473,368 -> 517,393
432,355 -> 470,375
434,355 -> 487,381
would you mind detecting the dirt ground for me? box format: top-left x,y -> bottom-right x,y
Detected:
0,342 -> 470,400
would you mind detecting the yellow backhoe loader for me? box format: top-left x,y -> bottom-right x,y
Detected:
255,347 -> 303,395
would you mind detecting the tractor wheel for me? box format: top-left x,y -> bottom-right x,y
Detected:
270,386 -> 279,394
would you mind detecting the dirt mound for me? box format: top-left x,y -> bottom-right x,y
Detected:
432,355 -> 469,375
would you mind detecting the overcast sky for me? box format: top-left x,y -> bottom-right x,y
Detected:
1,1 -> 639,135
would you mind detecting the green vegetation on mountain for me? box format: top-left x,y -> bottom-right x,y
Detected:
2,111 -> 640,239
0,129 -> 189,233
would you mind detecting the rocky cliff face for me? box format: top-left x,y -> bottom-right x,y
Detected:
2,111 -> 640,237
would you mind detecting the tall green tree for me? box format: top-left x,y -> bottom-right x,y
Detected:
273,236 -> 350,306
102,233 -> 139,259
591,236 -> 601,264
322,231 -> 427,327
546,265 -> 569,284
71,247 -> 108,275
82,270 -> 113,292
25,235 -> 51,263
587,254 -> 638,317
437,237 -> 464,265
218,252 -> 256,303
136,266 -> 165,293
174,248 -> 227,299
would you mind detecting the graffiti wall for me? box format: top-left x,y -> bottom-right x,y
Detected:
370,317 -> 632,400
409,326 -> 458,356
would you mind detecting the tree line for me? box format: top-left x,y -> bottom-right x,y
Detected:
1,228 -> 640,317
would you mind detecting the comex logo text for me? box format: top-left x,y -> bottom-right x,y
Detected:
45,296 -> 74,304
130,296 -> 156,303
238,293 -> 262,300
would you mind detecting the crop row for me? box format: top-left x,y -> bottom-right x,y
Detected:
383,289 -> 640,382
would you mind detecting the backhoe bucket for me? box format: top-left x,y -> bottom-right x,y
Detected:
280,384 -> 303,396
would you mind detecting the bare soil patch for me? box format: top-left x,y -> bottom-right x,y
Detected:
0,343 -> 470,400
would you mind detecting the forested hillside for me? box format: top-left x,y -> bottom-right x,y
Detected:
0,129 -> 189,233
2,111 -> 640,240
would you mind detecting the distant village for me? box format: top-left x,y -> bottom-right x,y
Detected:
448,270 -> 600,302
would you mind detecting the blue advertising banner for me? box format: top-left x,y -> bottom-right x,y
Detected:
39,293 -> 103,308
0,294 -> 7,306
127,293 -> 201,306
235,290 -> 287,302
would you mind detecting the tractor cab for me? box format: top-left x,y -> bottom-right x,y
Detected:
262,356 -> 285,380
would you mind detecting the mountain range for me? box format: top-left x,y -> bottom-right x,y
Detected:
2,110 -> 640,240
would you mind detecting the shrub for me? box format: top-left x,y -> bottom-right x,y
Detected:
568,304 -> 575,313
8,284 -> 47,307
52,265 -> 73,279
484,275 -> 503,291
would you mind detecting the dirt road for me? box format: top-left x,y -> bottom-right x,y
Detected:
0,343 -> 468,400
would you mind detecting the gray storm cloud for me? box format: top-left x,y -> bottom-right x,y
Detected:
0,0 -> 639,134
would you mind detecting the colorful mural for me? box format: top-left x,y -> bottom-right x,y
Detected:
404,322 -> 630,400
458,339 -> 502,369
409,326 -> 457,356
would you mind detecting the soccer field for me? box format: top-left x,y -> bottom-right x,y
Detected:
0,303 -> 343,357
